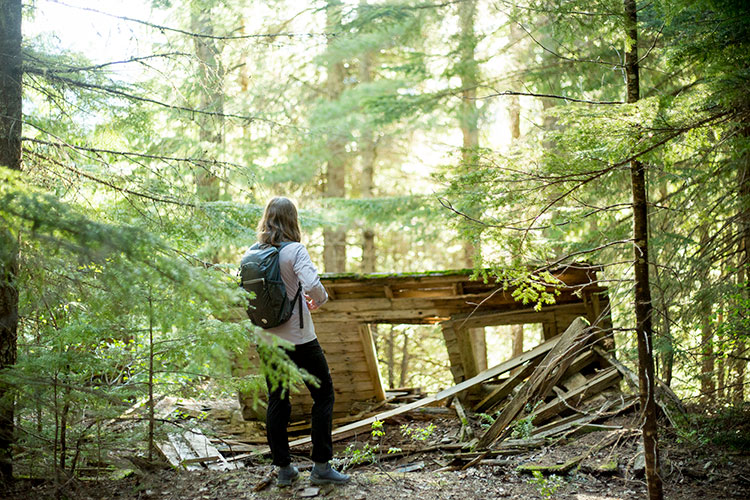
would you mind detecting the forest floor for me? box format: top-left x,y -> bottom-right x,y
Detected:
7,404 -> 750,500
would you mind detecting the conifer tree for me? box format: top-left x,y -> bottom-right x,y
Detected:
0,0 -> 22,483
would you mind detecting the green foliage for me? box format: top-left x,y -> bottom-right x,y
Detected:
338,419 -> 389,469
477,411 -> 499,429
341,442 -> 379,468
528,470 -> 565,498
400,423 -> 435,442
511,416 -> 535,440
371,419 -> 385,438
674,404 -> 750,450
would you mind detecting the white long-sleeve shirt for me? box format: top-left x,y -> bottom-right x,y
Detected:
263,242 -> 328,345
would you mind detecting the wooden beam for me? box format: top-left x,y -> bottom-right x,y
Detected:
529,367 -> 621,424
455,326 -> 481,382
470,328 -> 488,373
473,360 -> 539,413
444,303 -> 587,330
358,323 -> 386,401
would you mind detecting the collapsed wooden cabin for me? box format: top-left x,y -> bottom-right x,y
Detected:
110,265 -> 688,473
235,264 -> 614,423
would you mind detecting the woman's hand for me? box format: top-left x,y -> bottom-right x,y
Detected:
305,294 -> 320,311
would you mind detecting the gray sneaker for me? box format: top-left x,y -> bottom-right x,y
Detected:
277,464 -> 299,487
310,462 -> 350,485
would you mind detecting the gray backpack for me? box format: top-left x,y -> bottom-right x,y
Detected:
239,242 -> 303,329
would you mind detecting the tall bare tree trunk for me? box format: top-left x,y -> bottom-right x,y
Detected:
458,0 -> 480,266
399,330 -> 409,387
700,311 -> 715,404
191,3 -> 223,204
323,0 -> 348,273
624,1 -> 662,498
511,324 -> 524,357
716,309 -> 726,401
508,20 -> 520,141
0,0 -> 22,484
698,230 -> 715,402
509,93 -> 521,141
359,42 -> 376,273
733,128 -> 750,402
507,26 -> 523,356
456,0 -> 487,375
385,325 -> 395,388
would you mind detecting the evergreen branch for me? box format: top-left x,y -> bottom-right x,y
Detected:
494,0 -> 622,18
531,240 -> 636,275
5,373 -> 134,406
46,0 -> 334,41
636,24 -> 664,66
24,68 -> 292,127
516,22 -> 624,69
25,149 -> 197,208
22,122 -> 248,192
23,137 -> 251,173
22,52 -> 190,74
437,196 -> 629,231
479,89 -> 623,105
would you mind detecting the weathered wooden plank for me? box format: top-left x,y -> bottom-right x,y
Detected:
477,317 -> 590,448
182,429 -> 240,471
561,349 -> 597,379
316,309 -> 446,323
325,352 -> 369,367
358,324 -> 386,401
166,433 -> 202,471
320,342 -> 375,355
455,326 -> 481,383
441,324 -> 465,384
392,288 -> 457,299
530,367 -> 621,424
592,346 -> 685,425
473,360 -> 539,413
154,436 -> 182,469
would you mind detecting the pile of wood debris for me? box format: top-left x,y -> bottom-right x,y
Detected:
120,317 -> 684,478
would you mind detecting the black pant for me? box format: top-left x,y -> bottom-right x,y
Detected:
266,338 -> 335,467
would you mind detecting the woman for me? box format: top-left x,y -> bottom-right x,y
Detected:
249,196 -> 350,487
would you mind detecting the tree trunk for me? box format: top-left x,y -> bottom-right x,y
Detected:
399,330 -> 409,387
511,324 -> 524,357
457,0 -> 487,371
509,23 -> 522,142
0,0 -> 22,484
624,1 -> 662,498
716,309 -> 726,402
323,0 -> 347,273
458,0 -> 480,267
700,310 -> 715,404
699,230 -> 715,402
732,127 -> 750,402
653,258 -> 674,386
385,325 -> 395,388
191,3 -> 223,203
359,41 -> 377,273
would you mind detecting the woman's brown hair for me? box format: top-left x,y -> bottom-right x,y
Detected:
257,197 -> 301,245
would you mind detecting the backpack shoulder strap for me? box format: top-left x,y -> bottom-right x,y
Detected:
276,242 -> 305,328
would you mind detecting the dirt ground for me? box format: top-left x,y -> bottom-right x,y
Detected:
7,410 -> 750,500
